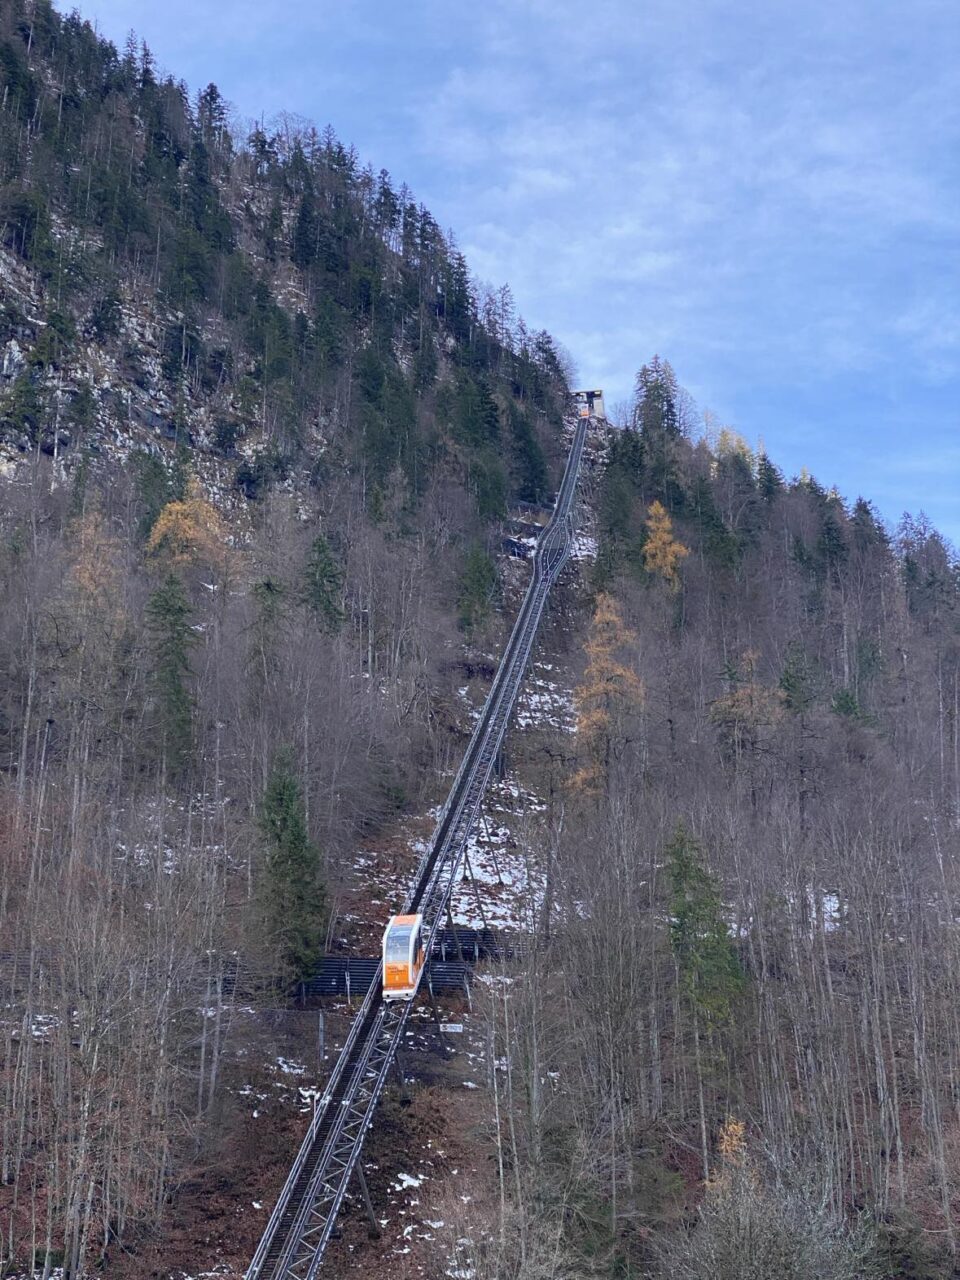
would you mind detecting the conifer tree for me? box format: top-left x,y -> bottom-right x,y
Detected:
779,644 -> 815,714
300,533 -> 344,632
457,543 -> 498,633
146,572 -> 195,775
455,375 -> 500,447
668,824 -> 743,1030
691,477 -> 739,571
643,500 -> 689,589
818,506 -> 848,583
633,355 -> 686,505
146,478 -> 230,576
572,592 -> 644,792
756,451 -> 784,502
264,196 -> 283,262
778,644 -> 817,828
851,497 -> 885,551
668,823 -> 744,1178
633,355 -> 681,437
258,749 -> 326,981
196,82 -> 229,156
291,190 -> 318,270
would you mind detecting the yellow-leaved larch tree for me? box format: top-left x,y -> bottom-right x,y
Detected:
146,478 -> 231,577
571,592 -> 644,794
642,500 -> 689,590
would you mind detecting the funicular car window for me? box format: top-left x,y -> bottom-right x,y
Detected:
386,925 -> 412,964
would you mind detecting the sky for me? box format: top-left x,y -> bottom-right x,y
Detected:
74,0 -> 960,541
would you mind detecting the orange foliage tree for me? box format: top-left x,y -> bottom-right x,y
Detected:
146,478 -> 231,578
642,499 -> 689,590
571,592 -> 644,794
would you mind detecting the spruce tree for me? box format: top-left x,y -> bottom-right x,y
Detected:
756,451 -> 784,501
818,506 -> 849,583
692,476 -> 740,571
456,375 -> 500,447
291,190 -> 318,270
300,534 -> 344,632
259,750 -> 326,981
851,497 -> 885,551
667,822 -> 744,1179
632,355 -> 685,508
145,572 -> 195,775
457,543 -> 498,632
633,355 -> 680,437
779,644 -> 816,714
667,823 -> 744,1030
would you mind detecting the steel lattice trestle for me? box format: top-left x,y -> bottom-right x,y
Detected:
246,416 -> 589,1280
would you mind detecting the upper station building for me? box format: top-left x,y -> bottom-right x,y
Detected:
573,388 -> 606,420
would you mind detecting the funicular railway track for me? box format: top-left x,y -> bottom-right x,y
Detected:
247,415 -> 590,1280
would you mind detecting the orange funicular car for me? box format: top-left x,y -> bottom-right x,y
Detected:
382,913 -> 426,1001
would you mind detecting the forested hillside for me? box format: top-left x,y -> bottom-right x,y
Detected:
2,2 -> 960,1279
470,359 -> 960,1280
0,0 -> 570,1275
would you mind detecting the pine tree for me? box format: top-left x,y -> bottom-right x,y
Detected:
259,750 -> 327,981
145,572 -> 195,775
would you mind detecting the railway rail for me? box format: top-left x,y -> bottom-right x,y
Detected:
246,414 -> 589,1280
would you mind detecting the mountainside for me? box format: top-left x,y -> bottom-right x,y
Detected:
0,0 -> 569,500
3,4 -> 960,1280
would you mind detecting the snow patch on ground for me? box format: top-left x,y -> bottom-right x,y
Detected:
169,1269 -> 235,1279
450,774 -> 548,931
514,667 -> 575,733
456,683 -> 483,724
571,531 -> 598,560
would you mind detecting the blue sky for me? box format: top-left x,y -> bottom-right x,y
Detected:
76,0 -> 960,541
